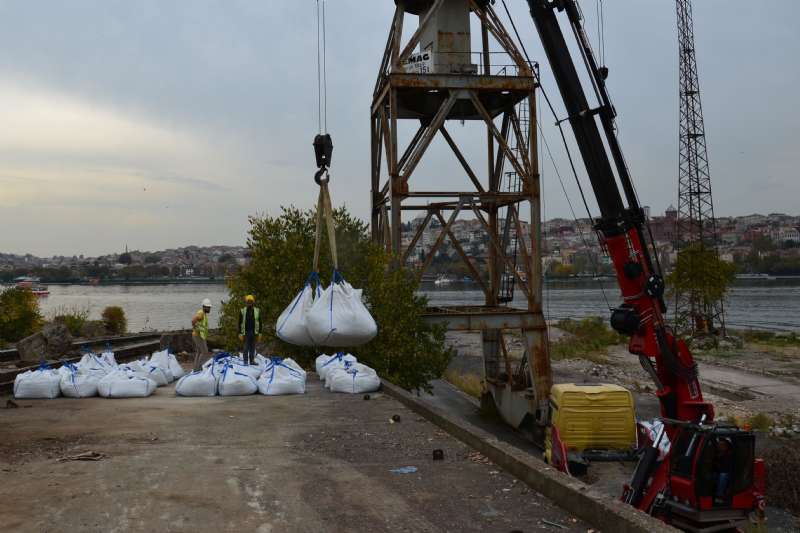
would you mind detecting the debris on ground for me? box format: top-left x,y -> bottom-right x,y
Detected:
389,466 -> 417,474
762,441 -> 800,514
57,451 -> 106,462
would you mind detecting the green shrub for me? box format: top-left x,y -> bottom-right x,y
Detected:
101,306 -> 127,335
50,304 -> 90,337
550,317 -> 625,362
0,287 -> 43,343
222,205 -> 453,392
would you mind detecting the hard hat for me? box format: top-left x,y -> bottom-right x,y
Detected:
202,298 -> 212,308
245,294 -> 255,303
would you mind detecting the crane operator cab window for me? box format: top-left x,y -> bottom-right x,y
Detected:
670,426 -> 755,509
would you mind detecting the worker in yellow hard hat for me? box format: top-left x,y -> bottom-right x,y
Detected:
238,294 -> 262,366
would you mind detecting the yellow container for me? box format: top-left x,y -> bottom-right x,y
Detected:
545,383 -> 636,463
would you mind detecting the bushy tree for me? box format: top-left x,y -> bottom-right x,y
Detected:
0,287 -> 43,345
668,244 -> 736,332
102,306 -> 127,335
221,205 -> 453,391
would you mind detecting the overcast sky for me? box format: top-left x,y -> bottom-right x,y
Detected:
1,1 -> 797,257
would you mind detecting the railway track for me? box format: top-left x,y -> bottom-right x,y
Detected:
0,331 -> 180,395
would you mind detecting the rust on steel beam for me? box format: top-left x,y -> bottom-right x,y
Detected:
395,0 -> 444,68
509,107 -> 533,176
439,125 -> 485,193
418,200 -> 464,280
470,203 -> 533,305
405,191 -> 528,198
374,6 -> 401,98
433,211 -> 490,299
401,91 -> 459,184
398,123 -> 427,178
388,74 -> 535,92
491,112 -> 511,192
469,1 -> 531,75
510,204 -> 534,283
401,211 -> 433,265
469,92 -> 528,181
421,306 -> 546,331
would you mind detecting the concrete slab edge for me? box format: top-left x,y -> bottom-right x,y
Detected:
381,380 -> 677,533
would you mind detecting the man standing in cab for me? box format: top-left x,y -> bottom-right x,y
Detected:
192,298 -> 212,370
238,295 -> 262,366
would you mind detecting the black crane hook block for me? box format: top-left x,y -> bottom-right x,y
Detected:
313,133 -> 333,185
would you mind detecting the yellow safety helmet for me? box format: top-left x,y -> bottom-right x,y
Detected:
245,294 -> 255,303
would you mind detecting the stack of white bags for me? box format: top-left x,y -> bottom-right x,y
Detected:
13,348 -> 187,400
276,273 -> 378,348
315,352 -> 380,394
175,353 -> 307,397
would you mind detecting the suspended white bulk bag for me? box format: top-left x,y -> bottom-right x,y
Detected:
276,274 -> 321,347
14,366 -> 61,399
328,363 -> 381,394
150,349 -> 185,380
306,278 -> 377,347
97,370 -> 156,398
217,364 -> 258,396
317,352 -> 357,381
257,358 -> 306,396
60,364 -> 100,398
175,366 -> 218,397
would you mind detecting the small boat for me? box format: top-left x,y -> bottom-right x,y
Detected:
15,278 -> 50,296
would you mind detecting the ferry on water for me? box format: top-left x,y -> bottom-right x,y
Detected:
14,277 -> 50,296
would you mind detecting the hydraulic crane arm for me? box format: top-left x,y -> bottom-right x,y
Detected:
524,0 -> 714,511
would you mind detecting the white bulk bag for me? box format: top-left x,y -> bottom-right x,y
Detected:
306,279 -> 377,347
78,353 -> 115,374
217,365 -> 258,396
150,349 -> 185,380
257,358 -> 306,396
328,363 -> 381,394
316,352 -> 357,381
175,366 -> 218,397
325,361 -> 373,389
100,350 -> 117,366
14,366 -> 61,399
142,363 -> 172,387
97,370 -> 157,398
60,365 -> 100,398
276,276 -> 321,346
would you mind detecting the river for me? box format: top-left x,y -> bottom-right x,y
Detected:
27,281 -> 800,333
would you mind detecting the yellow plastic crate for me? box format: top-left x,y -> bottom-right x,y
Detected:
545,383 -> 636,463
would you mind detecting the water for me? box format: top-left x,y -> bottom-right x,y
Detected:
36,284 -> 228,332
23,282 -> 800,333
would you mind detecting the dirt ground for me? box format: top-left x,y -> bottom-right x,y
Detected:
0,377 -> 590,533
442,328 -> 800,531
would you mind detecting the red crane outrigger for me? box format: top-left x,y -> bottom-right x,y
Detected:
524,0 -> 764,529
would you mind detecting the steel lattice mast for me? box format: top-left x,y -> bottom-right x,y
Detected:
675,0 -> 725,335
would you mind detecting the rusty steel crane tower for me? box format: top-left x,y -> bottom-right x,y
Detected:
675,0 -> 725,335
371,0 -> 552,433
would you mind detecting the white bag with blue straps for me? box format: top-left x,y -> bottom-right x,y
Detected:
97,369 -> 157,398
315,352 -> 357,381
14,364 -> 62,399
59,362 -> 100,398
257,357 -> 306,395
175,365 -> 218,397
306,273 -> 377,347
217,363 -> 258,396
276,273 -> 321,347
150,349 -> 185,380
328,362 -> 381,394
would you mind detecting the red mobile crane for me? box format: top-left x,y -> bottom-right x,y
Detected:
523,1 -> 764,530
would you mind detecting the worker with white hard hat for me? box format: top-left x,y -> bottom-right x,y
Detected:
191,298 -> 212,370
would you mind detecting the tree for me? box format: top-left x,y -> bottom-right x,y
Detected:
118,252 -> 132,265
0,287 -> 43,345
144,254 -> 161,264
221,205 -> 453,391
667,244 -> 736,332
102,306 -> 127,335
